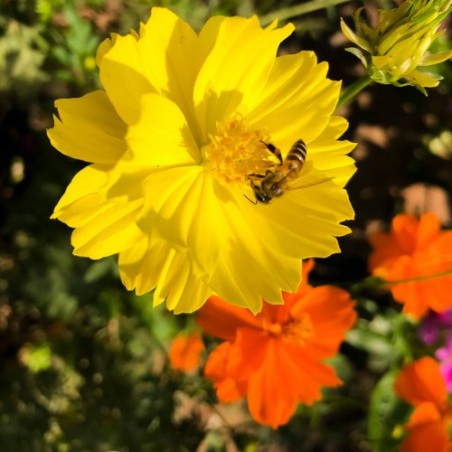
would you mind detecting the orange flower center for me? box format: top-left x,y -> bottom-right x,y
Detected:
283,315 -> 314,346
262,314 -> 314,346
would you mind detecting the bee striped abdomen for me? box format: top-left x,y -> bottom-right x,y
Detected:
285,139 -> 307,171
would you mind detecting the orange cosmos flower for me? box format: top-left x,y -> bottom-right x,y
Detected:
394,357 -> 452,452
196,261 -> 357,428
168,332 -> 204,373
369,213 -> 452,319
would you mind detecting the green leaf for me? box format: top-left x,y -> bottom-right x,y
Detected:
368,371 -> 408,450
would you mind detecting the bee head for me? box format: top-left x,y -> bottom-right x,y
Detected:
254,188 -> 272,204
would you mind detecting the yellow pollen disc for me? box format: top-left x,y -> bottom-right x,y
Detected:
282,315 -> 314,346
202,117 -> 277,185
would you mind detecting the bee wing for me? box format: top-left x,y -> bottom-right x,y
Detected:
287,163 -> 334,190
288,176 -> 334,190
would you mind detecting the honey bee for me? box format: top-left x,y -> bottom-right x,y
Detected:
247,139 -> 315,204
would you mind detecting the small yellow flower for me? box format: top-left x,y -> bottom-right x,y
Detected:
48,8 -> 355,314
341,0 -> 452,93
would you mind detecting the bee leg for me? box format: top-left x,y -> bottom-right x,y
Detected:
248,172 -> 265,180
260,140 -> 283,165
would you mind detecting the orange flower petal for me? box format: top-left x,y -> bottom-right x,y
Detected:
369,213 -> 452,319
416,212 -> 442,250
247,341 -> 342,428
392,214 -> 418,253
197,295 -> 261,341
395,357 -> 447,410
407,401 -> 443,426
289,285 -> 357,357
395,357 -> 451,452
204,343 -> 244,402
401,404 -> 449,452
288,346 -> 342,403
168,332 -> 204,372
394,282 -> 430,319
247,340 -> 299,428
430,231 -> 452,257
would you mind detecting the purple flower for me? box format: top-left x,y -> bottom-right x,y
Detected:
418,309 -> 452,345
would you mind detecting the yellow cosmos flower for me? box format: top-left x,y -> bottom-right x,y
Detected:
48,8 -> 355,314
341,0 -> 452,93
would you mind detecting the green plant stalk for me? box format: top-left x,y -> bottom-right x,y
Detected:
260,0 -> 351,25
348,268 -> 452,295
392,313 -> 414,363
349,276 -> 386,294
385,268 -> 452,284
337,76 -> 372,108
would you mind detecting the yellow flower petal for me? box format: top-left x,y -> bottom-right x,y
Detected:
52,165 -> 108,220
118,237 -> 210,313
138,166 -> 206,249
243,177 -> 353,260
53,163 -> 146,223
247,52 -> 341,148
340,17 -> 372,53
97,33 -> 153,125
205,191 -> 296,309
422,50 -> 452,66
126,93 -> 200,168
406,69 -> 441,88
309,116 -> 356,188
118,235 -> 164,295
153,248 -> 211,313
194,15 -> 294,142
137,7 -> 200,137
53,163 -> 146,258
48,91 -> 126,163
72,198 -> 143,258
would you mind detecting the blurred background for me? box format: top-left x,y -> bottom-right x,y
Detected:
0,0 -> 451,450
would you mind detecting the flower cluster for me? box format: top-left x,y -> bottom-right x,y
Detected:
48,7 -> 355,314
394,357 -> 452,451
368,212 -> 452,319
341,0 -> 452,93
196,261 -> 357,428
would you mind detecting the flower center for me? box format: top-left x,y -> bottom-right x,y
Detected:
202,117 -> 278,185
262,314 -> 314,346
282,315 -> 314,346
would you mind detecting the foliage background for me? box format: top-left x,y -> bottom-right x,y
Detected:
0,0 -> 450,450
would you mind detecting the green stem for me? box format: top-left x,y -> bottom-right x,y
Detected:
385,268 -> 452,285
347,269 -> 452,296
337,76 -> 372,108
349,276 -> 385,295
260,0 -> 351,25
393,314 -> 414,362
